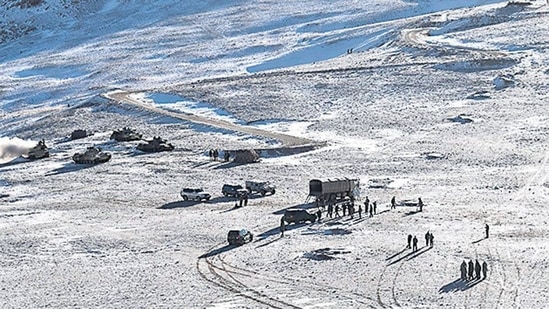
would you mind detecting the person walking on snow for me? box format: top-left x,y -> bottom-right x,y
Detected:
429,233 -> 434,247
425,231 -> 430,247
418,197 -> 424,212
485,224 -> 490,238
373,201 -> 377,215
468,260 -> 474,280
482,261 -> 488,278
412,236 -> 418,252
475,260 -> 482,279
391,196 -> 396,209
358,204 -> 362,219
460,261 -> 467,280
407,234 -> 412,249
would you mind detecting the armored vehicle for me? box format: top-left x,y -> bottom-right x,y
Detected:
24,140 -> 49,160
70,129 -> 91,140
245,180 -> 276,196
283,209 -> 316,224
227,229 -> 253,245
136,137 -> 174,152
72,146 -> 111,164
110,127 -> 142,142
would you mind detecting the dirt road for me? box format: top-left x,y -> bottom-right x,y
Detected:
103,90 -> 316,148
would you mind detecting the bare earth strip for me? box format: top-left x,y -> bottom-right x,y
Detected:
103,91 -> 319,152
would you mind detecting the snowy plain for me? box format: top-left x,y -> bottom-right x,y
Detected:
1,0 -> 549,308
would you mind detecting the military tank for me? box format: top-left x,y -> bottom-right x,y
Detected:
70,129 -> 91,140
110,127 -> 142,142
24,140 -> 49,160
136,136 -> 174,152
72,146 -> 111,164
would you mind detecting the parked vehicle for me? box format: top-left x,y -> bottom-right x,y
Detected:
136,136 -> 174,152
227,229 -> 253,245
222,184 -> 248,197
72,146 -> 111,164
245,180 -> 276,196
180,188 -> 211,201
283,209 -> 317,224
110,127 -> 142,142
308,177 -> 360,205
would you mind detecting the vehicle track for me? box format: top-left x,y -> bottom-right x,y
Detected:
197,241 -> 378,308
103,91 -> 315,148
196,242 -> 301,309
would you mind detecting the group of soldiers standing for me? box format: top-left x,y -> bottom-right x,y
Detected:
461,260 -> 488,280
208,149 -> 231,162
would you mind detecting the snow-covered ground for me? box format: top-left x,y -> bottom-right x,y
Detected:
1,0 -> 548,308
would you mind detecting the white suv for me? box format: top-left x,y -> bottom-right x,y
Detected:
180,188 -> 211,201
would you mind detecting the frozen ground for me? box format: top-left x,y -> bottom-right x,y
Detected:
1,0 -> 548,308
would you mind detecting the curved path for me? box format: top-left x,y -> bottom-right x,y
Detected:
103,90 -> 316,148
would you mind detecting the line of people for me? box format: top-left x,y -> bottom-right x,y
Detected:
461,259 -> 488,280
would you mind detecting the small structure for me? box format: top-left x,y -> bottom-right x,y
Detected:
136,136 -> 174,152
232,149 -> 260,164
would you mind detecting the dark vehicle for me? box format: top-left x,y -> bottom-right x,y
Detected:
72,146 -> 111,164
308,177 -> 360,205
24,140 -> 49,160
283,209 -> 316,224
180,187 -> 211,201
70,129 -> 91,140
110,127 -> 142,142
136,136 -> 174,152
227,229 -> 253,245
222,184 -> 248,197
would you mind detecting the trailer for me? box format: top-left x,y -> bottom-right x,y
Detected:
308,177 -> 360,205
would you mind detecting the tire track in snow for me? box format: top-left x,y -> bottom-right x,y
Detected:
198,242 -> 376,308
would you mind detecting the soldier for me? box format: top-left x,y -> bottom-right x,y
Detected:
373,201 -> 377,215
391,196 -> 396,209
358,204 -> 362,219
327,203 -> 333,218
429,233 -> 434,247
475,260 -> 482,279
209,149 -> 213,160
244,194 -> 248,206
485,224 -> 490,238
425,231 -> 430,247
342,203 -> 347,216
418,197 -> 424,212
369,206 -> 373,218
460,260 -> 467,280
468,260 -> 474,280
482,261 -> 488,278
224,150 -> 230,162
335,205 -> 340,217
213,149 -> 219,161
407,234 -> 412,249
364,196 -> 370,213
412,236 -> 418,252
316,209 -> 322,222
280,217 -> 286,237
349,203 -> 355,219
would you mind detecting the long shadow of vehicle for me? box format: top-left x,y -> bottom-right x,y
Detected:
45,162 -> 97,176
199,244 -> 239,258
255,222 -> 308,242
158,200 -> 203,209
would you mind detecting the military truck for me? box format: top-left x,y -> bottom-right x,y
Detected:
245,180 -> 276,196
308,177 -> 360,205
